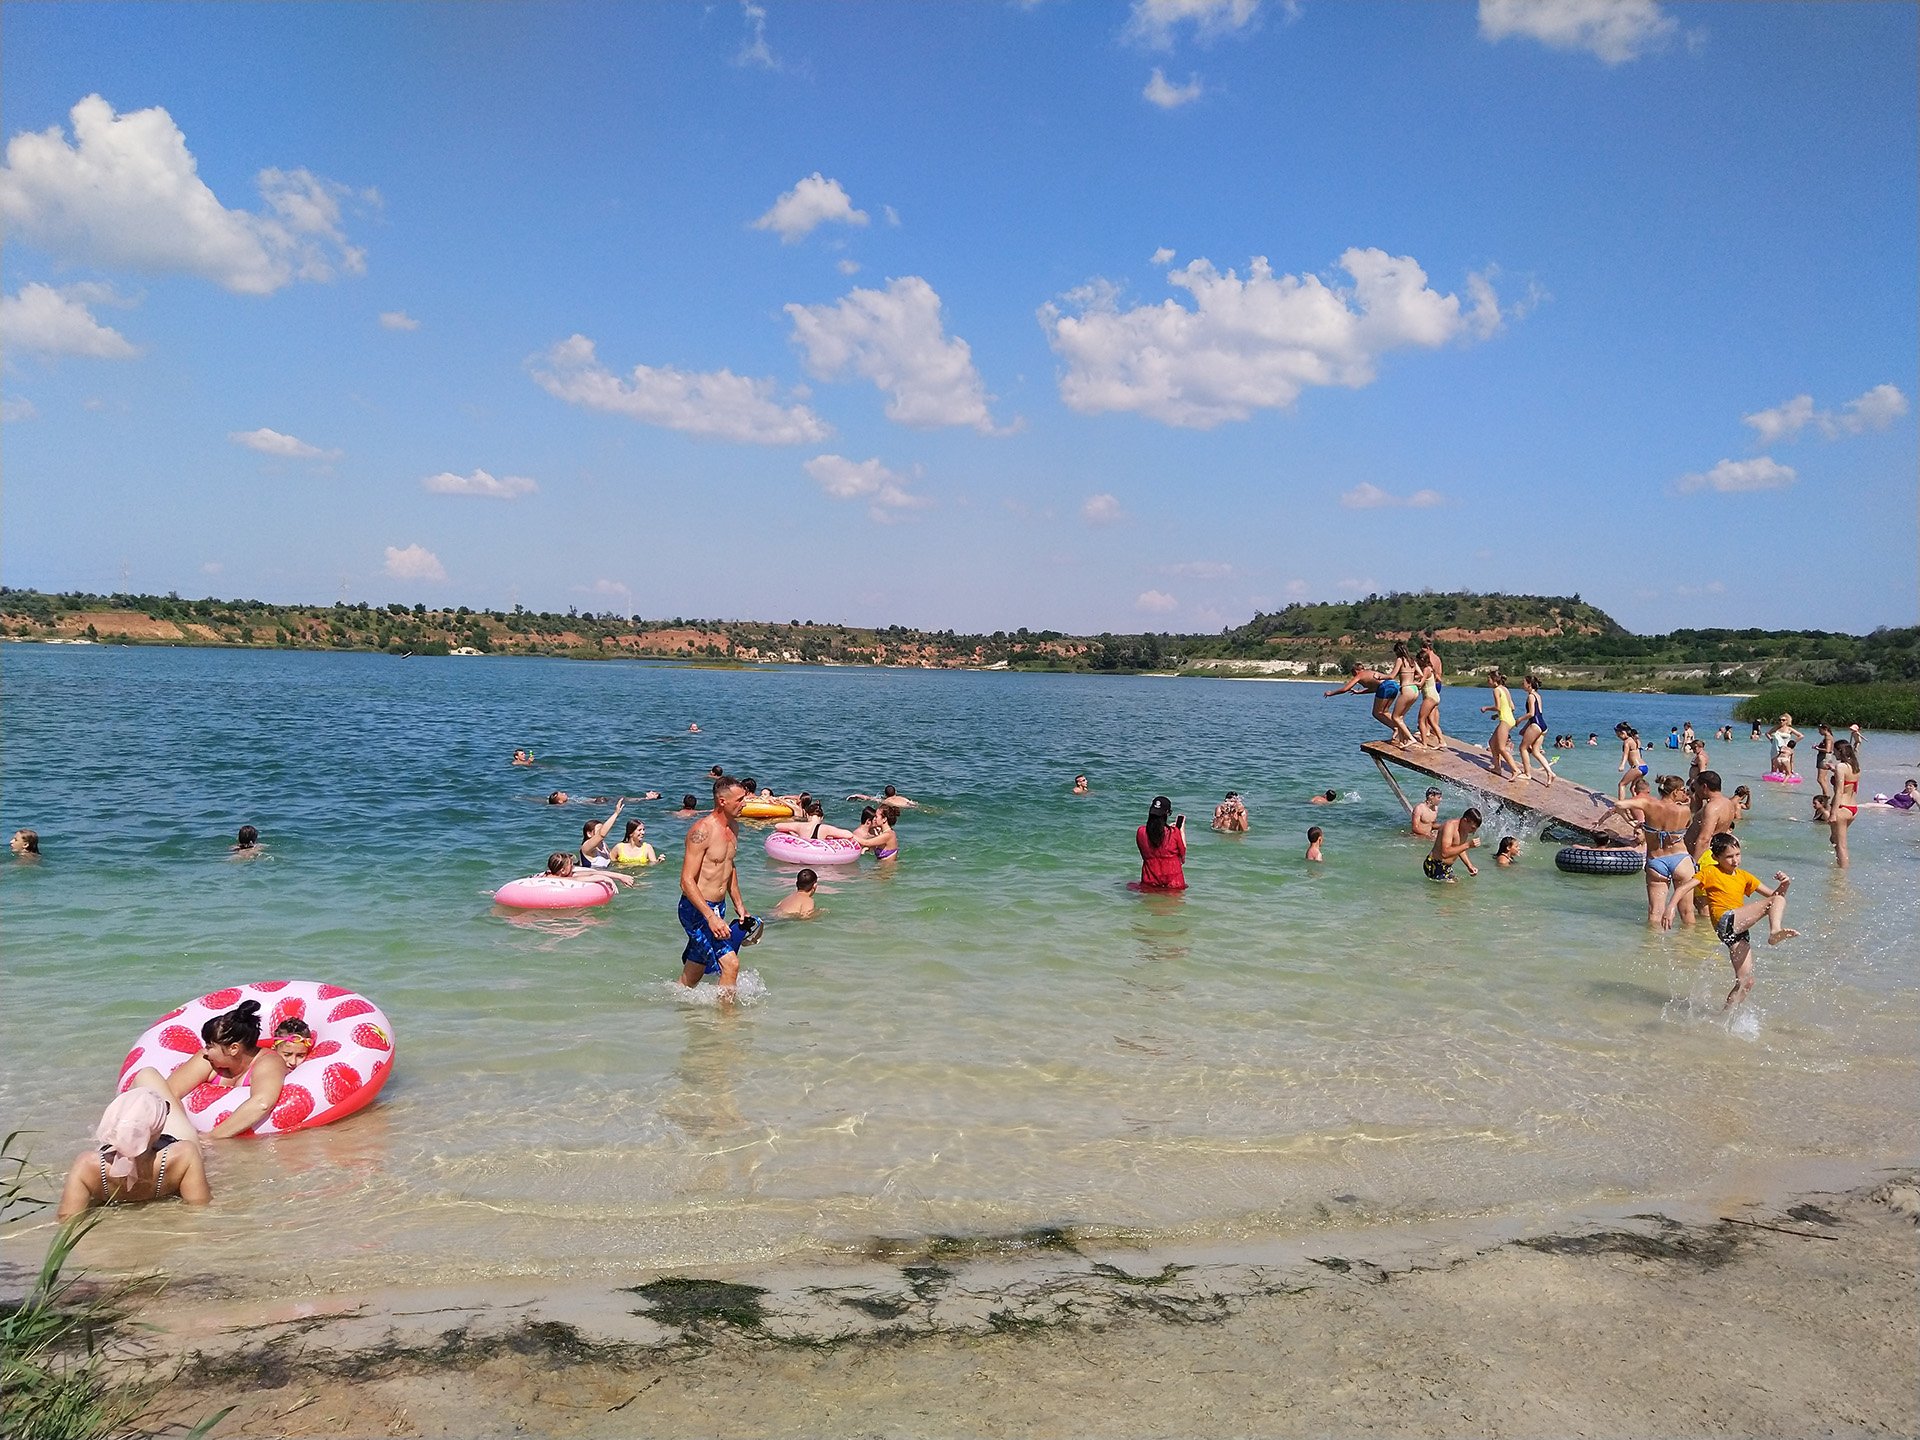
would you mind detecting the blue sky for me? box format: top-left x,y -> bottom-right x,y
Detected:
3,0 -> 1914,635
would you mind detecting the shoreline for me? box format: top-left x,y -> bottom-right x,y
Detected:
112,1160 -> 1918,1437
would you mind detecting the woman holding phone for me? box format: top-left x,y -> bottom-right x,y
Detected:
1133,795 -> 1188,891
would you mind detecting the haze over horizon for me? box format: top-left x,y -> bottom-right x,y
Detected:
3,1 -> 1914,636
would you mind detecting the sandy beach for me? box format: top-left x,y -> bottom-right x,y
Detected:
127,1166 -> 1916,1438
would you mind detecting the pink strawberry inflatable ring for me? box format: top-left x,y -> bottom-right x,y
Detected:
117,981 -> 395,1137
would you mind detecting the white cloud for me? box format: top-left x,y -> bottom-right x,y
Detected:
1282,578 -> 1311,598
228,426 -> 340,460
529,334 -> 829,445
1742,393 -> 1815,445
422,468 -> 538,500
1150,247 -> 1176,265
1677,456 -> 1797,494
1478,0 -> 1677,65
384,543 -> 446,582
836,258 -> 861,276
804,453 -> 932,521
1742,384 -> 1909,444
200,561 -> 223,575
0,95 -> 366,295
2,396 -> 38,421
786,276 -> 998,432
883,205 -> 901,228
583,578 -> 632,604
0,282 -> 140,358
1136,589 -> 1180,614
736,1 -> 779,69
1144,69 -> 1204,108
1081,492 -> 1126,525
1339,482 -> 1446,509
1830,382 -> 1908,436
1040,248 -> 1503,428
1335,576 -> 1379,595
1127,0 -> 1263,49
379,310 -> 419,331
752,173 -> 869,244
1166,560 -> 1233,579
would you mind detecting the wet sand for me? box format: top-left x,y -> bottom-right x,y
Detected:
133,1167 -> 1917,1438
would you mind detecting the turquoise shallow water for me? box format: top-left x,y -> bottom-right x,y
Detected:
3,646 -> 1916,1290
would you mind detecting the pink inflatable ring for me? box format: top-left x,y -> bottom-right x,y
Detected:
764,833 -> 862,866
493,873 -> 619,908
118,981 -> 394,1137
1762,772 -> 1803,784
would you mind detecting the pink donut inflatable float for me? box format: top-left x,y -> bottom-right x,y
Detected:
118,980 -> 394,1137
493,873 -> 619,908
764,833 -> 862,866
1762,772 -> 1803,784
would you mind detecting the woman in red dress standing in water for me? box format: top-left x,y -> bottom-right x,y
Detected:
1134,795 -> 1188,891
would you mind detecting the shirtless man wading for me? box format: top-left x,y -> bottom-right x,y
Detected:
1410,788 -> 1443,839
678,775 -> 758,993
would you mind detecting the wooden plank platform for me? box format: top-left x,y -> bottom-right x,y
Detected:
1361,738 -> 1640,845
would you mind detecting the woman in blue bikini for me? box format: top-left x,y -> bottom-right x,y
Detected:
1609,773 -> 1696,929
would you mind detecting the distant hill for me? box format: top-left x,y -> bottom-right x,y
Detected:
1,587 -> 1912,693
1220,592 -> 1625,648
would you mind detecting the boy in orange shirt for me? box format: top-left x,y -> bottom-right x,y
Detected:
1697,833 -> 1798,1010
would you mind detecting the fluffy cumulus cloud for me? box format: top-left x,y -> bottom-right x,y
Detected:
228,427 -> 340,461
0,95 -> 367,295
1478,0 -> 1677,65
1136,589 -> 1180,614
753,173 -> 869,244
1677,456 -> 1797,494
1126,0 -> 1263,49
379,310 -> 419,331
0,282 -> 140,358
384,543 -> 446,582
803,453 -> 932,522
1041,248 -> 1503,428
529,334 -> 829,445
422,468 -> 538,500
1081,492 -> 1126,525
786,276 -> 998,431
1144,69 -> 1204,108
1339,482 -> 1446,509
1744,384 -> 1909,444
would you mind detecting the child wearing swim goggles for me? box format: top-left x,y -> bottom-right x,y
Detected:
269,1018 -> 315,1067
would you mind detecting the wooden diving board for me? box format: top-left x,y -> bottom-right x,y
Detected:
1361,738 -> 1640,845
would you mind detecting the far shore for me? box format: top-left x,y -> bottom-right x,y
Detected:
92,1162 -> 1920,1439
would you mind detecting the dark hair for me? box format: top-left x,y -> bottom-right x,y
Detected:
804,799 -> 825,818
1323,789 -> 1337,801
1709,831 -> 1740,859
236,825 -> 259,847
546,851 -> 573,875
1833,740 -> 1857,767
582,820 -> 597,840
1488,668 -> 1505,686
1392,639 -> 1409,659
623,820 -> 641,841
708,766 -> 725,778
859,806 -> 878,826
1425,788 -> 1442,800
882,785 -> 897,798
796,792 -> 812,808
14,829 -> 38,853
1307,825 -> 1323,842
273,1017 -> 314,1042
1656,774 -> 1687,797
795,868 -> 818,891
202,999 -> 263,1048
547,791 -> 567,804
879,805 -> 901,825
739,776 -> 757,793
1146,795 -> 1172,847
713,774 -> 746,801
1496,837 -> 1518,855
682,795 -> 698,810
1695,770 -> 1722,793
1461,807 -> 1483,829
1524,674 -> 1540,689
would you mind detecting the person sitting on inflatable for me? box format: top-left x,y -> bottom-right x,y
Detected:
57,1072 -> 210,1218
269,1017 -> 315,1068
773,799 -> 855,841
161,1000 -> 290,1140
545,851 -> 633,887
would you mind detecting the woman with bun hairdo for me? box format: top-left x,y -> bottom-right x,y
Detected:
1133,796 -> 1188,892
162,999 -> 291,1139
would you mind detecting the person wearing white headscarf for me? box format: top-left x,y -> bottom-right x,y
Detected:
57,1071 -> 210,1218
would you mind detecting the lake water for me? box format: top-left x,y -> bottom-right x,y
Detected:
3,646 -> 1915,1291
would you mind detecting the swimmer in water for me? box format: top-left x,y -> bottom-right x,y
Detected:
511,749 -> 533,766
609,819 -> 659,866
1309,789 -> 1338,805
1697,833 -> 1798,1011
1072,774 -> 1090,795
1494,837 -> 1519,866
851,804 -> 901,860
546,791 -> 569,806
1212,792 -> 1249,832
1409,788 -> 1443,840
10,827 -> 39,858
848,784 -> 916,810
770,868 -> 818,918
1423,807 -> 1482,883
268,1018 -> 315,1068
576,799 -> 624,868
1305,825 -> 1323,863
230,824 -> 262,856
671,794 -> 700,817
